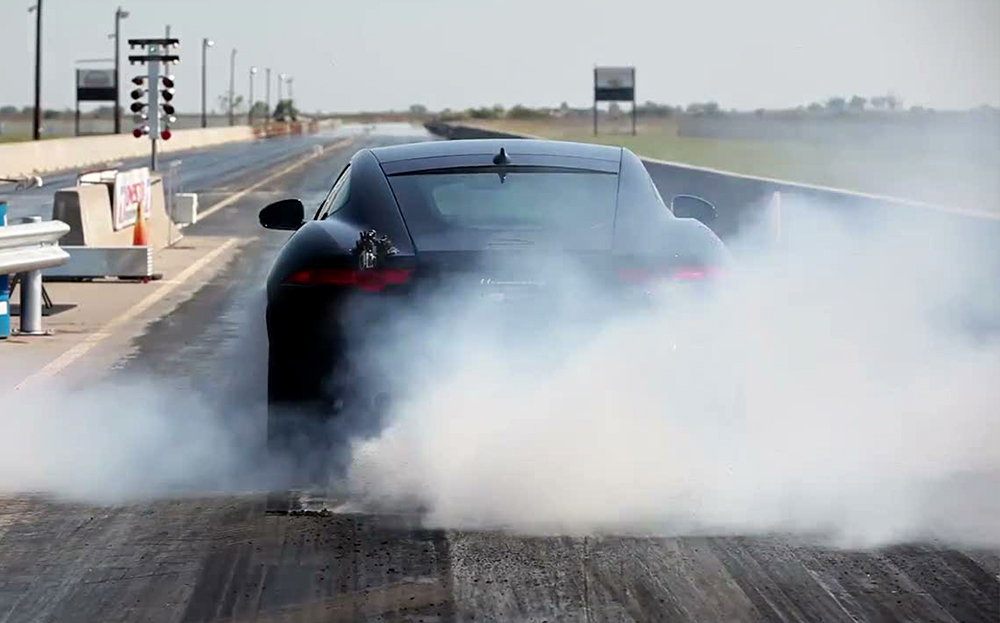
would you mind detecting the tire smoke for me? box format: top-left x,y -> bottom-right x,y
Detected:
346,198 -> 1000,547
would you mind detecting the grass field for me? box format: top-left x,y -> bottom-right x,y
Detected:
466,118 -> 1000,210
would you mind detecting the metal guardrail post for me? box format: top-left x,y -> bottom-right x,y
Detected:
0,201 -> 8,339
17,216 -> 45,335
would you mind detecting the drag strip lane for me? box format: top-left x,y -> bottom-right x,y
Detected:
1,127 -> 997,623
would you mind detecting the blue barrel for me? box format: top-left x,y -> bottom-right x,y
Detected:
0,200 -> 9,339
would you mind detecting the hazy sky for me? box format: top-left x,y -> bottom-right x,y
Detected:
3,0 -> 999,113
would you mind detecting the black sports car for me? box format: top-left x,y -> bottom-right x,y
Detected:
260,139 -> 727,455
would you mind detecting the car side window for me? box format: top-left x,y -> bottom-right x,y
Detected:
649,176 -> 667,209
315,165 -> 351,220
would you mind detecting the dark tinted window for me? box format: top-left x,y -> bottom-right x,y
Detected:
315,165 -> 351,220
387,169 -> 617,234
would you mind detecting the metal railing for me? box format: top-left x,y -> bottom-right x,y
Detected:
0,216 -> 70,335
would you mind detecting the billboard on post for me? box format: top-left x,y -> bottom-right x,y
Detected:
113,168 -> 152,231
594,67 -> 635,101
76,69 -> 116,102
593,66 -> 637,135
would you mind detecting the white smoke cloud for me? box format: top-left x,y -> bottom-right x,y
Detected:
0,185 -> 996,550
346,198 -> 1000,547
0,379 -> 298,503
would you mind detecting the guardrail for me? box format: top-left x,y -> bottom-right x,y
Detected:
0,216 -> 70,336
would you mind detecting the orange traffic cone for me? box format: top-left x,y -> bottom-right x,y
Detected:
133,200 -> 149,246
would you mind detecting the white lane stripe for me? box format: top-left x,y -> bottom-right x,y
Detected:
14,237 -> 242,391
197,137 -> 353,222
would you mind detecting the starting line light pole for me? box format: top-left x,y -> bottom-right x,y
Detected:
593,66 -> 636,137
127,38 -> 180,171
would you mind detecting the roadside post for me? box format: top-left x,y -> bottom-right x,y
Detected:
17,216 -> 46,335
0,201 -> 8,339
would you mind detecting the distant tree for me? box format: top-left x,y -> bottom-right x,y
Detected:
273,99 -> 298,121
885,94 -> 902,111
0,106 -> 17,114
468,106 -> 499,119
807,102 -> 823,113
507,104 -> 545,120
559,101 -> 569,113
21,106 -> 34,115
43,109 -> 60,119
755,108 -> 765,117
686,101 -> 721,116
437,107 -> 465,121
249,101 -> 269,119
826,97 -> 847,113
638,101 -> 674,118
608,102 -> 622,117
409,104 -> 428,116
848,95 -> 867,111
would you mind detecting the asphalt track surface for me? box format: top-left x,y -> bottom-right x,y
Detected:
0,127 -> 998,622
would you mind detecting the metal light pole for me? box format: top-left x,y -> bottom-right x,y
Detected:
265,67 -> 271,127
28,2 -> 42,140
228,48 -> 237,126
112,6 -> 129,134
248,66 -> 257,125
201,38 -> 214,128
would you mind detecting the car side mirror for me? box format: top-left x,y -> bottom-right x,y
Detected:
671,194 -> 716,225
259,198 -> 305,230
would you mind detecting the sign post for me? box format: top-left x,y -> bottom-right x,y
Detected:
75,68 -> 116,136
593,66 -> 636,137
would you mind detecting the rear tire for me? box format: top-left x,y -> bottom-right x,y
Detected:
266,342 -> 341,478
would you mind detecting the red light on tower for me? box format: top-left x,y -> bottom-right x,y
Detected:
133,127 -> 144,138
160,129 -> 172,141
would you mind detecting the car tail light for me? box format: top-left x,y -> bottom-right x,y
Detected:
617,264 -> 718,284
284,268 -> 413,291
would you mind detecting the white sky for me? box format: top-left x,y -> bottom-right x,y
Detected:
2,0 -> 998,113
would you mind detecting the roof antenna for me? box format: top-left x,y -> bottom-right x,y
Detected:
492,147 -> 510,165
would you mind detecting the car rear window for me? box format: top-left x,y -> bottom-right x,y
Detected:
387,169 -> 618,236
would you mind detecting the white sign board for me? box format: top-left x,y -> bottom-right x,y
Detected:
595,67 -> 634,90
76,69 -> 115,89
114,168 -> 152,231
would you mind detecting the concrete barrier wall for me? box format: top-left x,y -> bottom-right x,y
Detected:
52,174 -> 177,250
0,126 -> 255,178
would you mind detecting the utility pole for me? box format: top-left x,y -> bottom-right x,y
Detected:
248,66 -> 257,125
29,1 -> 42,140
201,37 -> 214,128
265,67 -> 271,124
113,6 -> 130,134
228,48 -> 237,126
